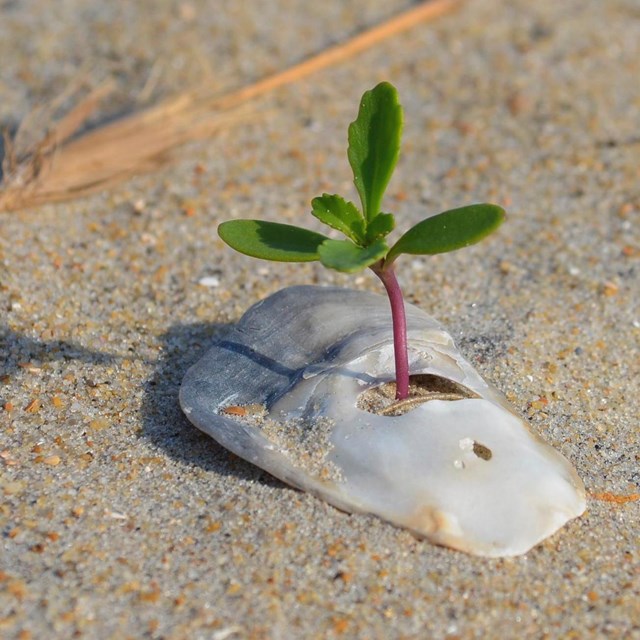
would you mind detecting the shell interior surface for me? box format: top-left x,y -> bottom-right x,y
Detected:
180,286 -> 586,557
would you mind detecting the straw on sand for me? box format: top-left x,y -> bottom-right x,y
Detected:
0,0 -> 461,212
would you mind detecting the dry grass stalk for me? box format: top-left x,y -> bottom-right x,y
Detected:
0,0 -> 461,212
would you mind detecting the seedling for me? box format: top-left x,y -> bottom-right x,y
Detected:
218,82 -> 504,400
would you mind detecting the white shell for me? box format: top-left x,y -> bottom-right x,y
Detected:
180,286 -> 585,556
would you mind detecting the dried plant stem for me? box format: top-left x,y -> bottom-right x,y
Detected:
0,0 -> 461,212
212,0 -> 462,110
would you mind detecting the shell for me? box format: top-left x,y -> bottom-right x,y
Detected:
180,286 -> 585,556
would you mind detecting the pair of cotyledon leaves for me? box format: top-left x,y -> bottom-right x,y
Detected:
218,82 -> 504,274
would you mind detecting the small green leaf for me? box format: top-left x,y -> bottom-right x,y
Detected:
366,212 -> 395,242
318,238 -> 388,273
218,220 -> 328,262
386,204 -> 505,264
348,82 -> 403,222
311,194 -> 365,243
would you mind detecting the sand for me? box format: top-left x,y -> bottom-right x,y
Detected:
1,0 -> 638,638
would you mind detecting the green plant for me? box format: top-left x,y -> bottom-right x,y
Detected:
218,82 -> 505,400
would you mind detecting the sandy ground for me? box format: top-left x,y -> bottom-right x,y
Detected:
1,1 -> 638,638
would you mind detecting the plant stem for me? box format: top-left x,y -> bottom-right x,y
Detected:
372,264 -> 409,400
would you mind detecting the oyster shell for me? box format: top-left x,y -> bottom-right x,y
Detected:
180,286 -> 585,556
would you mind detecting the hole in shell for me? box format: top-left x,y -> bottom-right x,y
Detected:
357,374 -> 479,416
472,441 -> 492,460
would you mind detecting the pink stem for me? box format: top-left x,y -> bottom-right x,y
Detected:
373,265 -> 409,400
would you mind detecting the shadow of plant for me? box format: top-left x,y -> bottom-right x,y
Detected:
141,321 -> 286,487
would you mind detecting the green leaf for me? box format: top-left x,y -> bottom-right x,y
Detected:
218,220 -> 329,262
386,204 -> 505,264
366,212 -> 395,242
348,82 -> 403,222
311,194 -> 365,244
318,238 -> 388,273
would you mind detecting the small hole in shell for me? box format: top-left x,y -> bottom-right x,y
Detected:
472,441 -> 492,460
